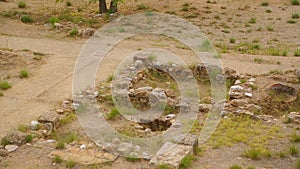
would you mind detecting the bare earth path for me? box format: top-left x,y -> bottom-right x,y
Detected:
0,35 -> 84,137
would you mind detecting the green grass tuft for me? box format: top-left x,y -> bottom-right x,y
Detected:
20,70 -> 28,78
291,0 -> 300,5
179,155 -> 196,169
21,15 -> 33,23
0,81 -> 11,90
18,1 -> 27,8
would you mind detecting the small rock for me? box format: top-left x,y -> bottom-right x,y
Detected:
54,22 -> 63,29
145,128 -> 152,134
117,142 -> 133,155
38,111 -> 60,126
229,85 -> 244,99
234,80 -> 241,85
56,109 -> 64,114
198,104 -> 211,113
165,114 -> 176,120
135,125 -> 144,130
5,145 -> 18,153
245,92 -> 253,97
2,131 -> 26,146
80,144 -> 86,150
142,151 -> 151,160
30,120 -> 39,130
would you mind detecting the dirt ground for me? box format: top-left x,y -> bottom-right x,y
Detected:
0,0 -> 299,168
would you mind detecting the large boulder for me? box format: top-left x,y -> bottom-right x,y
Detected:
150,142 -> 193,169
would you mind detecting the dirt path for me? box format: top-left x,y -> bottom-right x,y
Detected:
0,35 -> 85,137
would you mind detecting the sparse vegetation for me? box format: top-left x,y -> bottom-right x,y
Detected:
179,155 -> 196,169
125,155 -> 141,162
243,147 -> 272,160
229,165 -> 243,169
292,13 -> 300,19
0,92 -> 3,97
20,70 -> 28,78
261,2 -> 269,6
291,133 -> 300,142
229,38 -> 236,43
55,141 -> 65,149
48,16 -> 60,25
289,145 -> 299,156
53,155 -> 63,164
25,134 -> 33,143
266,9 -> 272,13
266,26 -> 274,31
277,151 -> 287,158
1,137 -> 10,146
249,18 -> 256,24
158,164 -> 172,169
18,1 -> 27,8
66,160 -> 76,168
136,4 -> 147,10
254,57 -> 263,64
21,15 -> 33,23
66,1 -> 72,6
287,20 -> 297,24
69,29 -> 78,37
291,0 -> 300,5
0,81 -> 11,90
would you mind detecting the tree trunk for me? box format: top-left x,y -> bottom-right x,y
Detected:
109,0 -> 118,13
99,0 -> 108,14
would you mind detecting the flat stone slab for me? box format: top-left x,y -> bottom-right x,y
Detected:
50,147 -> 118,165
150,142 -> 193,169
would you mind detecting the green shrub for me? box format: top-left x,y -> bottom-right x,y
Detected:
48,16 -> 60,25
21,15 -> 33,23
261,2 -> 269,6
1,138 -> 10,146
249,18 -> 256,24
66,1 -> 72,6
230,38 -> 236,43
0,81 -> 11,90
291,0 -> 300,5
20,70 -> 28,78
266,9 -> 272,13
287,19 -> 297,24
18,1 -> 27,8
292,13 -> 300,19
25,134 -> 33,143
0,92 -> 3,97
229,165 -> 242,169
69,29 -> 78,37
